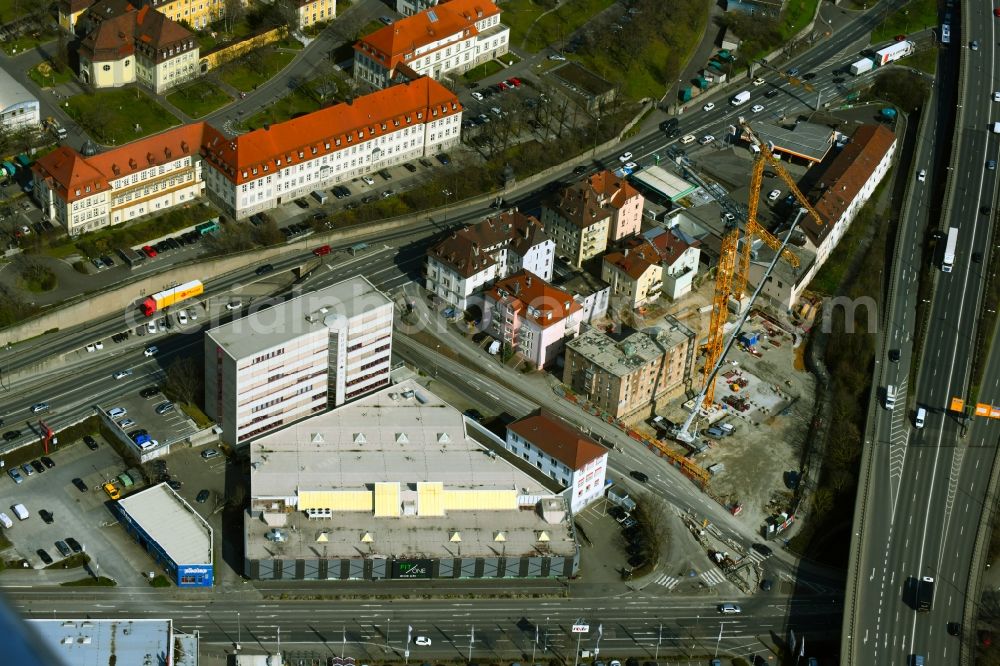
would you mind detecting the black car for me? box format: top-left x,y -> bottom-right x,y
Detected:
140,386 -> 160,399
196,489 -> 210,503
752,542 -> 773,557
294,198 -> 310,209
72,478 -> 88,493
573,165 -> 587,175
66,538 -> 82,554
40,456 -> 55,469
435,153 -> 451,165
167,480 -> 183,491
765,89 -> 780,98
630,470 -> 649,483
3,431 -> 20,442
36,549 -> 53,565
626,543 -> 645,556
84,435 -> 99,450
100,255 -> 115,268
609,505 -> 626,520
30,460 -> 45,474
255,264 -> 274,276
888,349 -> 900,362
403,163 -> 417,173
463,408 -> 484,422
802,72 -> 816,80
39,510 -> 54,524
378,169 -> 392,180
832,77 -> 845,84
419,158 -> 434,168
982,205 -> 992,215
761,578 -> 774,591
973,252 -> 983,263
948,622 -> 962,636
54,540 -> 72,557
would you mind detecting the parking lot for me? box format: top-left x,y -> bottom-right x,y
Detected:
100,383 -> 198,460
0,433 -> 150,581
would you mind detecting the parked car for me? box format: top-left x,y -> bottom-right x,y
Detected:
36,549 -> 53,565
196,489 -> 210,503
30,460 -> 45,474
7,468 -> 22,484
55,540 -> 72,557
201,448 -> 221,460
155,402 -> 175,415
72,478 -> 88,492
84,435 -> 99,450
66,538 -> 82,554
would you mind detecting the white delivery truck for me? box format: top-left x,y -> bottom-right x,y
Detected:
942,226 -> 958,272
850,58 -> 874,75
992,122 -> 1000,134
730,90 -> 751,106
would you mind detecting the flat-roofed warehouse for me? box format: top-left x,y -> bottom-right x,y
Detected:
629,165 -> 698,203
246,379 -> 578,580
741,120 -> 836,164
115,483 -> 214,587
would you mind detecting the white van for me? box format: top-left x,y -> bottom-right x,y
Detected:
12,504 -> 29,520
915,406 -> 926,428
0,513 -> 12,529
884,385 -> 897,410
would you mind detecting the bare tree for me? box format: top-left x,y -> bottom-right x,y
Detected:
165,357 -> 202,405
221,0 -> 245,34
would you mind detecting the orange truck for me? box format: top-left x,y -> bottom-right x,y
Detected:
141,279 -> 204,316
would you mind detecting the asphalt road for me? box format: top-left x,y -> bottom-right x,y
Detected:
846,1 -> 1000,663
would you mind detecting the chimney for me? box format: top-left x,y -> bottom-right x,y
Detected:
526,275 -> 532,287
263,122 -> 270,131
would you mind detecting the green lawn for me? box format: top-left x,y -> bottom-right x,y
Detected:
501,0 -> 549,49
872,0 -> 938,42
243,88 -> 323,130
219,49 -> 296,91
274,35 -> 304,50
779,0 -> 821,40
463,60 -> 504,82
63,88 -> 180,146
523,0 -> 616,52
27,62 -> 74,89
166,80 -> 232,118
1,27 -> 58,56
900,46 -> 938,75
0,0 -> 32,22
575,2 -> 707,100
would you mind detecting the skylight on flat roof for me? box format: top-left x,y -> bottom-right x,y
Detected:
427,9 -> 439,21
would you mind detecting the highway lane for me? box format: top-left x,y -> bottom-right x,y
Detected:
6,591 -> 839,658
848,0 -> 1000,663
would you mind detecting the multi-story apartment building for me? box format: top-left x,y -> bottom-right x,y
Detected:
31,123 -> 206,235
204,277 -> 393,446
78,1 -> 199,94
425,209 -> 554,310
646,227 -> 701,300
483,270 -> 582,368
134,0 -> 228,30
541,170 -> 643,267
353,0 -> 509,89
563,320 -> 694,421
601,237 -> 663,310
200,75 -> 462,218
294,0 -> 337,27
505,413 -> 608,513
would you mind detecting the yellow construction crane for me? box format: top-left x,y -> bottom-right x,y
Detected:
700,120 -> 824,408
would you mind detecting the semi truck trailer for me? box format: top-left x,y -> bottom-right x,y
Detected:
140,279 -> 203,316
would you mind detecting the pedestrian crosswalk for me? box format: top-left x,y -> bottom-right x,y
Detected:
652,573 -> 680,589
700,569 -> 727,587
745,549 -> 769,565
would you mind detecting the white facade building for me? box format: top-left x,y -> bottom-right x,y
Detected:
425,209 -> 554,310
0,68 -> 39,131
31,123 -> 206,235
201,76 -> 461,219
505,413 -> 608,513
204,277 -> 394,446
353,0 -> 509,88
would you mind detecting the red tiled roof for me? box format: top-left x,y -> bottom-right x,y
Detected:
508,413 -> 606,470
486,270 -> 581,328
587,170 -> 641,208
32,146 -> 109,204
354,0 -> 500,71
32,123 -> 206,204
201,77 -> 462,185
803,124 -> 896,245
80,0 -> 192,64
427,209 -> 548,278
603,237 -> 660,280
649,228 -> 698,267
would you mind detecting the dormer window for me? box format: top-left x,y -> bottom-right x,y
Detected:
276,158 -> 282,166
417,112 -> 423,119
242,171 -> 248,178
263,165 -> 268,172
252,167 -> 258,175
324,142 -> 330,149
335,138 -> 341,146
311,147 -> 317,155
